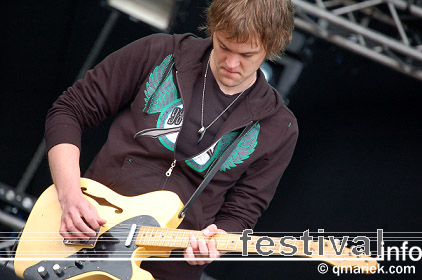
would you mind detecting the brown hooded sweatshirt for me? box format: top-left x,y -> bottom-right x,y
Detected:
45,33 -> 298,279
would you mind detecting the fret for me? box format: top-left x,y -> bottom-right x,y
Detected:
162,228 -> 169,247
272,237 -> 281,254
170,229 -> 177,247
174,229 -> 181,247
234,236 -> 241,252
180,230 -> 186,247
157,227 -> 164,246
217,234 -> 227,251
192,230 -> 201,247
227,234 -> 238,251
146,226 -> 152,246
216,233 -> 224,251
226,234 -> 232,251
138,226 -> 146,245
151,227 -> 159,246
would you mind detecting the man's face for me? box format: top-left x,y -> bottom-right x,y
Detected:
211,31 -> 266,93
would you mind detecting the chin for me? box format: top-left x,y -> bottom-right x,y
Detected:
219,74 -> 240,85
220,79 -> 241,88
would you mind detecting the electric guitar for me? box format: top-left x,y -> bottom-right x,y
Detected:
14,178 -> 377,279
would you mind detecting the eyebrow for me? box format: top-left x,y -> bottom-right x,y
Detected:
216,36 -> 261,55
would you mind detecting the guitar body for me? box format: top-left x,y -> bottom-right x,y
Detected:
14,178 -> 184,280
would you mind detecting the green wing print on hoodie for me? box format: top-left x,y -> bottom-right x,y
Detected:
144,54 -> 177,114
219,123 -> 260,171
186,123 -> 260,173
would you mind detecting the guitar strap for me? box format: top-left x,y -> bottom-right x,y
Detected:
178,121 -> 258,218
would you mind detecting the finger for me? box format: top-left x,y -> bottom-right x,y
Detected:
189,234 -> 198,251
62,216 -> 84,241
197,239 -> 209,258
208,238 -> 220,259
184,247 -> 197,265
97,217 -> 107,226
184,247 -> 206,265
59,220 -> 73,240
192,238 -> 209,265
202,224 -> 218,237
84,215 -> 102,231
86,205 -> 106,229
65,222 -> 86,241
71,214 -> 96,239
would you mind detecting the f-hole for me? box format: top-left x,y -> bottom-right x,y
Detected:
81,187 -> 123,213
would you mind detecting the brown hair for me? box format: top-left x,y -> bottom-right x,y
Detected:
203,0 -> 294,60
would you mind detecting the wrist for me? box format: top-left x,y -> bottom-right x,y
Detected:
57,184 -> 83,205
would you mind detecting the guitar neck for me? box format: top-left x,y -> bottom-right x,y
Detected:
135,226 -> 308,256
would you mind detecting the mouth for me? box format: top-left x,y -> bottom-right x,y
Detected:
222,67 -> 239,75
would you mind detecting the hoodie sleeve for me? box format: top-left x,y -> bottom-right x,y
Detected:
214,115 -> 298,234
45,34 -> 174,152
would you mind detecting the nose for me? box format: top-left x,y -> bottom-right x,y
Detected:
225,54 -> 240,69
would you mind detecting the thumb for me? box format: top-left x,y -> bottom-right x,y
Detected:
203,224 -> 218,236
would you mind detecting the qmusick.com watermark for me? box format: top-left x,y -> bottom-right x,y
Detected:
318,262 -> 416,276
317,240 -> 421,276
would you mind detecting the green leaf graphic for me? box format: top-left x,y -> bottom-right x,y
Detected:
144,54 -> 177,114
220,123 -> 260,171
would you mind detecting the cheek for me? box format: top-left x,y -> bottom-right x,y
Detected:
215,53 -> 225,65
241,60 -> 261,74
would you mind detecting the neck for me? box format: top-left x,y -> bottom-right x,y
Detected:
135,226 -> 304,255
133,226 -> 379,271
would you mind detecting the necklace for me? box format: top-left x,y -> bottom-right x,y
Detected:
198,53 -> 254,144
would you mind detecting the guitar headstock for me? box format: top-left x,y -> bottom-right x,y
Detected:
307,239 -> 378,273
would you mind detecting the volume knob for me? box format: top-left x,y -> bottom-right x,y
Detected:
75,260 -> 84,268
37,266 -> 48,278
53,264 -> 63,275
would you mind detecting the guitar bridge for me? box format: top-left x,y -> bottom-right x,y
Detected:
62,227 -> 101,247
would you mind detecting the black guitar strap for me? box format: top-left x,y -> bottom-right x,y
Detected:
178,121 -> 258,218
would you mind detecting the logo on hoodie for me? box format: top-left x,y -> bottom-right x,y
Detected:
138,54 -> 260,172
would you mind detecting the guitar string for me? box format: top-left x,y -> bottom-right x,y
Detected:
8,247 -> 384,258
8,228 -> 380,256
6,224 -> 397,259
8,237 -> 381,256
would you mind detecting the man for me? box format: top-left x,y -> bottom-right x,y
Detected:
45,0 -> 297,279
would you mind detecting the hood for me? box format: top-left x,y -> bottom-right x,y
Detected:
170,33 -> 285,125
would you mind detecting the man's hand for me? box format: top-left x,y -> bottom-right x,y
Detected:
48,143 -> 106,241
59,191 -> 106,241
183,224 -> 226,265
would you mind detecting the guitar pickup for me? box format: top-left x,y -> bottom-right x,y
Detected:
62,227 -> 101,247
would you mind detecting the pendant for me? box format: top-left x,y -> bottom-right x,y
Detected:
197,126 -> 206,144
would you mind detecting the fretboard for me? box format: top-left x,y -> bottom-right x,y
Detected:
135,226 -> 310,256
